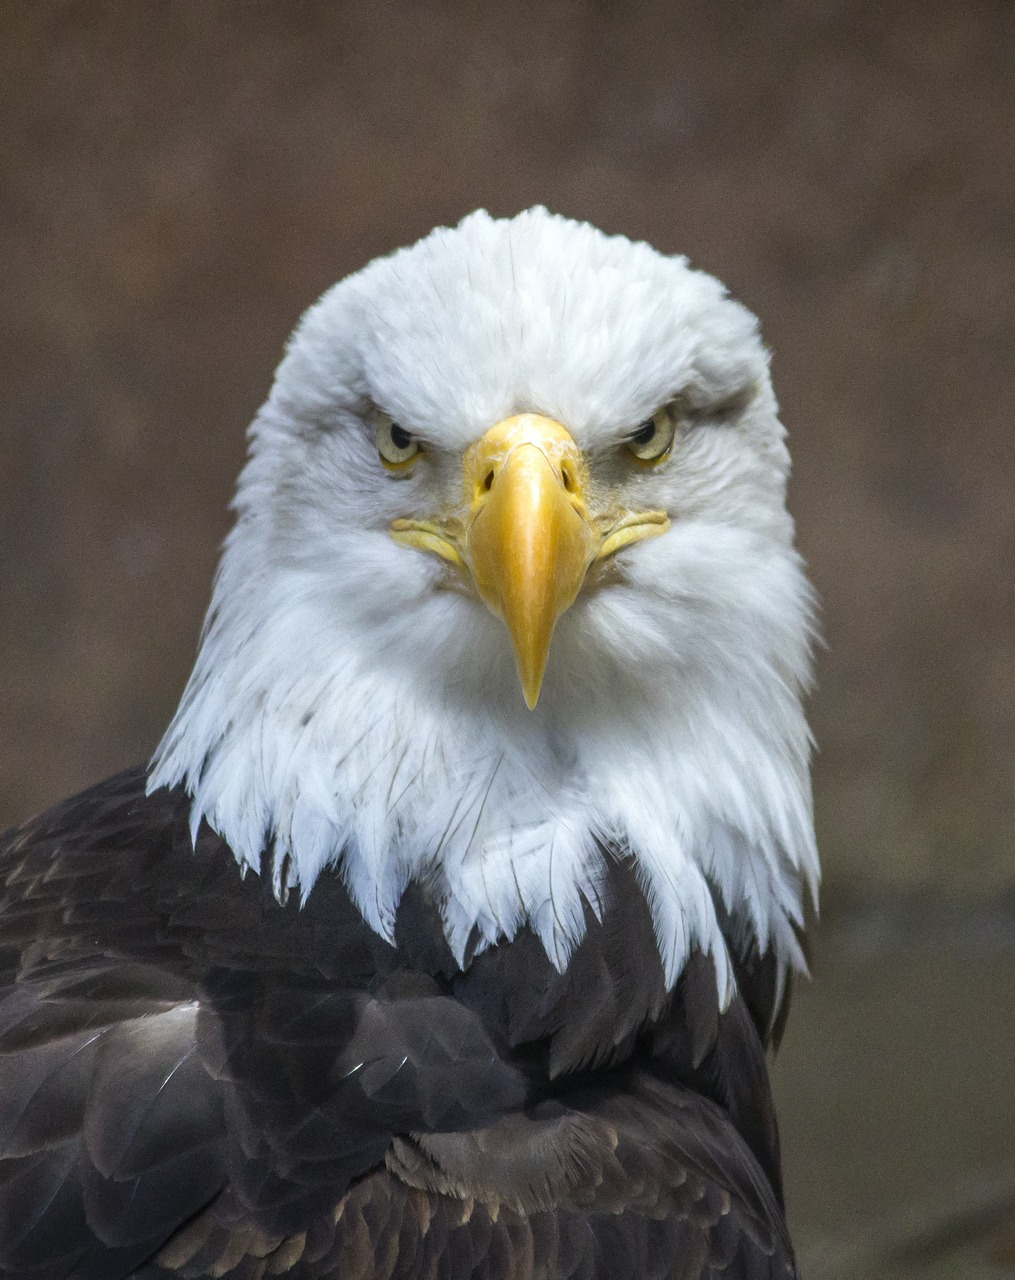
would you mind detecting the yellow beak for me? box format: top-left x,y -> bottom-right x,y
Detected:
390,414 -> 669,709
462,416 -> 598,708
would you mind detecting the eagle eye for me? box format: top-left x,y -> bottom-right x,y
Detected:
375,412 -> 421,469
625,405 -> 677,464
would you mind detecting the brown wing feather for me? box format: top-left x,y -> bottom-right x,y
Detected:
0,768 -> 797,1278
158,1074 -> 793,1279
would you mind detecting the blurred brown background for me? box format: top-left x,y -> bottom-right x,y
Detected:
2,2 -> 1013,1274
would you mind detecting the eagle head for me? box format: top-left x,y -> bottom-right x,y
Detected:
150,209 -> 818,1000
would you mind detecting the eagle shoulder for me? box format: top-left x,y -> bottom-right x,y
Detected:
0,769 -> 796,1278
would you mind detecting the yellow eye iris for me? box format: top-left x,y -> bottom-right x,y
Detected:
625,405 -> 677,464
375,412 -> 421,469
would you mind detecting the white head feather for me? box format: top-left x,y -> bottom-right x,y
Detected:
149,208 -> 818,1004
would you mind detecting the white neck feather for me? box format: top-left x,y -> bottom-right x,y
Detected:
149,513 -> 818,1007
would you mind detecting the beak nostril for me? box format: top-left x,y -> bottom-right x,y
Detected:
483,469 -> 495,492
560,465 -> 573,492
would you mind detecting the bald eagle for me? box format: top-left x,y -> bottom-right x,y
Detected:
0,210 -> 817,1279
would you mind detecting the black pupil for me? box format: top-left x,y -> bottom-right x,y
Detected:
390,423 -> 412,451
632,420 -> 656,446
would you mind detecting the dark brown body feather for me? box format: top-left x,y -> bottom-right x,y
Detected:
0,768 -> 796,1278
